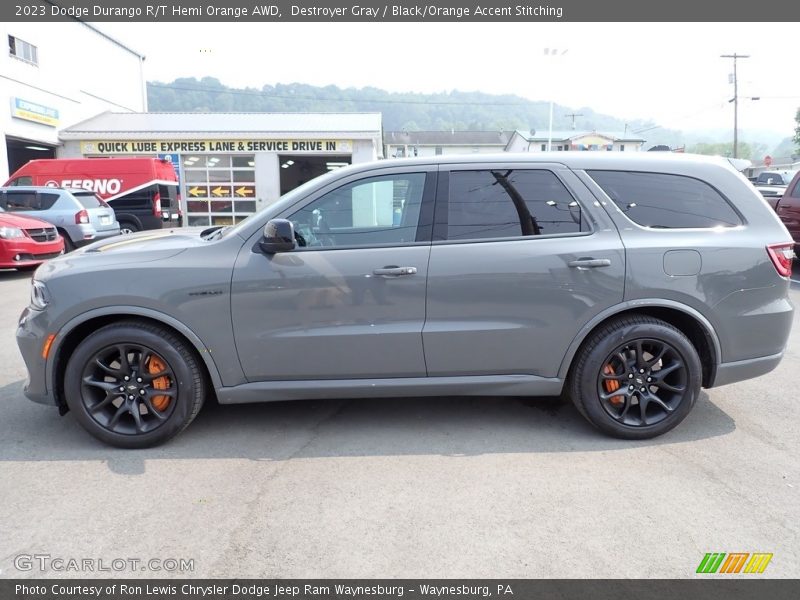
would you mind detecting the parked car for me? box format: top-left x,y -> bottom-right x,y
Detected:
755,170 -> 797,186
4,158 -> 182,234
0,207 -> 64,270
772,170 -> 800,247
16,153 -> 794,448
0,186 -> 120,250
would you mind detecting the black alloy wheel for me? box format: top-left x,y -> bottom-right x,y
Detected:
64,321 -> 205,448
569,315 -> 702,439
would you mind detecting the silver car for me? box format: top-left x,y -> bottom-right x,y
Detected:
16,153 -> 795,447
0,186 -> 120,250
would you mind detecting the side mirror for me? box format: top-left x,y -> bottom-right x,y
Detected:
259,218 -> 295,254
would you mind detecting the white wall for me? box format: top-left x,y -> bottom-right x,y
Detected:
0,21 -> 145,180
386,144 -> 505,157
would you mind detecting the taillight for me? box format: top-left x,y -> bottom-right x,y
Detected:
75,209 -> 89,224
153,191 -> 162,216
766,243 -> 794,277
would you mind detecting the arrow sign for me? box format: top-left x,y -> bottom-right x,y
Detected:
188,186 -> 206,197
235,186 -> 254,197
211,186 -> 229,197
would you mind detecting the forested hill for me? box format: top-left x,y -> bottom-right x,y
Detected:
146,77 -> 676,143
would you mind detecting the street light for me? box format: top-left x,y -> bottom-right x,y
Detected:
721,53 -> 750,159
544,48 -> 568,151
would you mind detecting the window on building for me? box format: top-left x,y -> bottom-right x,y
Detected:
9,35 -> 38,65
287,173 -> 426,248
557,145 -> 563,151
435,146 -> 443,155
541,144 -> 547,151
587,170 -> 742,229
620,144 -> 625,152
445,169 -> 587,241
183,154 -> 256,227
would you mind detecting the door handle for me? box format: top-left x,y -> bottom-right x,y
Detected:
568,258 -> 612,269
372,266 -> 417,277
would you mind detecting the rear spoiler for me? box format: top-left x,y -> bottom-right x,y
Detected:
726,158 -> 752,173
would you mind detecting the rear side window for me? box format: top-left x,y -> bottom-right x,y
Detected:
38,192 -> 60,210
587,170 -> 742,229
446,169 -> 587,241
108,185 -> 156,211
72,191 -> 105,208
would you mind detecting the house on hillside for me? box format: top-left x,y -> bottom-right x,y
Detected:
384,130 -> 514,158
505,130 -> 646,152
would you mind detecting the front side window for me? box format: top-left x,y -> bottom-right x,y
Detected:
446,169 -> 587,241
288,173 -> 426,248
588,170 -> 742,229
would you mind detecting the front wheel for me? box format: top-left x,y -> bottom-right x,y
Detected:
64,321 -> 205,448
568,316 -> 702,439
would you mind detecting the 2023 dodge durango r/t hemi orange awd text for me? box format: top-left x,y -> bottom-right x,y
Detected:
17,153 -> 794,447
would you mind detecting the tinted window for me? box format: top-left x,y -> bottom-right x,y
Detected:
446,169 -> 586,241
5,191 -> 39,210
288,173 -> 426,248
158,184 -> 177,209
109,185 -> 156,211
9,176 -> 33,186
588,170 -> 742,229
39,192 -> 60,210
791,179 -> 800,199
72,191 -> 105,209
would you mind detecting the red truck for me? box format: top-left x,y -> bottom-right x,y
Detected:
4,157 -> 181,233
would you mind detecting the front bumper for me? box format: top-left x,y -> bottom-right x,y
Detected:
17,306 -> 58,406
0,239 -> 64,268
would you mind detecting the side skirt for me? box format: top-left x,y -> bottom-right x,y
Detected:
216,374 -> 564,404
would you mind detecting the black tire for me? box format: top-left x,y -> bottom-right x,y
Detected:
58,230 -> 75,252
567,316 -> 702,439
119,221 -> 140,235
64,321 -> 205,448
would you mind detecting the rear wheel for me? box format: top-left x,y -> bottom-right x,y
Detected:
58,230 -> 75,252
64,321 -> 205,448
568,316 -> 702,439
119,221 -> 140,235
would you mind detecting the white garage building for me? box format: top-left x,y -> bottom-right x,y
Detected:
58,111 -> 384,227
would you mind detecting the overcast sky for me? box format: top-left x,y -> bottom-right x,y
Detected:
97,22 -> 799,138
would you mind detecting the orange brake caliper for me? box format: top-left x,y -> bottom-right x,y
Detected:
602,364 -> 624,406
146,355 -> 172,411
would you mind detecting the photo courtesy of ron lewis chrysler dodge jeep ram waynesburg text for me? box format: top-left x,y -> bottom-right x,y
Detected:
16,153 -> 795,448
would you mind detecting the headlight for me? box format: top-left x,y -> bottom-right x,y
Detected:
30,280 -> 50,310
0,226 -> 24,239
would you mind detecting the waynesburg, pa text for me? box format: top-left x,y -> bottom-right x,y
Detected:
15,583 -> 514,598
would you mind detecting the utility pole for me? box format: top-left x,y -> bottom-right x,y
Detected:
721,53 -> 750,158
565,112 -> 583,130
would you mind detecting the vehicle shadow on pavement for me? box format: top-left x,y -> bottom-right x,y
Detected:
0,269 -> 36,281
0,378 -> 736,474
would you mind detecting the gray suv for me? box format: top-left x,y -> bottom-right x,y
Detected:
16,153 -> 794,447
0,186 -> 120,250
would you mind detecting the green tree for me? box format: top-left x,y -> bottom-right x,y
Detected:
794,107 -> 800,151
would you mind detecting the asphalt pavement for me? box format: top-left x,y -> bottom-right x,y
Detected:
0,268 -> 798,578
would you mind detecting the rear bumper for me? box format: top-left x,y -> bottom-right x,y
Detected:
74,226 -> 121,247
709,351 -> 785,388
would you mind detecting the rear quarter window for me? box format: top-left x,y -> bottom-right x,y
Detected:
71,192 -> 105,209
587,170 -> 742,229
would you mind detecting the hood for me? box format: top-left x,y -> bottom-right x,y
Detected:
0,212 -> 55,230
35,227 -> 212,280
81,226 -> 209,255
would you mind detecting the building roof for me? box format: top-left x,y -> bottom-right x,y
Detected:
512,129 -> 646,142
60,111 -> 384,139
385,130 -> 514,146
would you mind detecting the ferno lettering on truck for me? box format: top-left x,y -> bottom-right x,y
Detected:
4,158 -> 181,233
